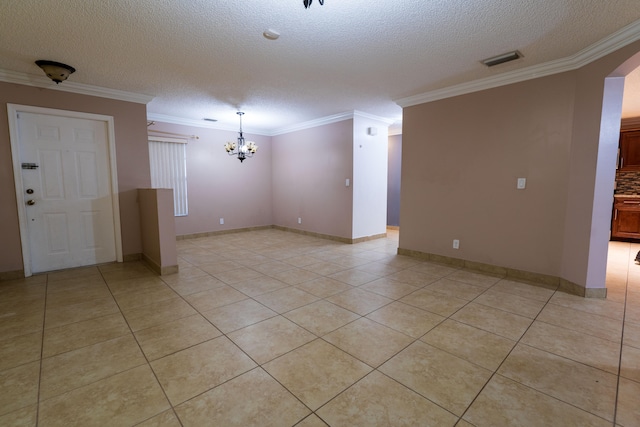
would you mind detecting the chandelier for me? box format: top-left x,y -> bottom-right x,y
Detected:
303,0 -> 324,8
224,112 -> 258,163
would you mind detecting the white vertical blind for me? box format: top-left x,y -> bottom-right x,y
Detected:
148,137 -> 188,216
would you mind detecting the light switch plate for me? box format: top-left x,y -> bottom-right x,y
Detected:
517,178 -> 526,189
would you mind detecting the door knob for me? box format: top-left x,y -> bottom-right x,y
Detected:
26,188 -> 34,194
26,200 -> 35,206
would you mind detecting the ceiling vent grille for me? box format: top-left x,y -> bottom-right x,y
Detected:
482,51 -> 522,67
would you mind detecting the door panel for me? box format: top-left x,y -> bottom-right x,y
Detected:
18,112 -> 117,273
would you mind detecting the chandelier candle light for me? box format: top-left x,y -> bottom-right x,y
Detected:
224,112 -> 258,163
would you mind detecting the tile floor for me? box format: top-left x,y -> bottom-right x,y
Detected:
1,229 -> 639,426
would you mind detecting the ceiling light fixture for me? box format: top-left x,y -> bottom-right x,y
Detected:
303,0 -> 324,8
263,29 -> 280,40
481,51 -> 522,67
224,112 -> 258,163
35,60 -> 76,84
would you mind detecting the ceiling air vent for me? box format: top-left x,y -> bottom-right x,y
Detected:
481,51 -> 522,67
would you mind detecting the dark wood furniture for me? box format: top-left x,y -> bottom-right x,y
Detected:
612,196 -> 640,239
619,130 -> 640,170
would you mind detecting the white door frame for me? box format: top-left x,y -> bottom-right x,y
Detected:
7,104 -> 123,276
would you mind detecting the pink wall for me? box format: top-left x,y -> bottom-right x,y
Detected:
401,39 -> 640,291
272,120 -> 354,239
401,73 -> 575,276
0,82 -> 149,274
147,121 -> 273,236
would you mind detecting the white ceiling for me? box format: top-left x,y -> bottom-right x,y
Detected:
1,0 -> 640,134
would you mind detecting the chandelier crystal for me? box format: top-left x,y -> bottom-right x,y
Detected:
225,112 -> 258,163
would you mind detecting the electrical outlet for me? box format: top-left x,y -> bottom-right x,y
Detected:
219,218 -> 224,225
298,217 -> 302,224
453,239 -> 460,249
517,178 -> 526,189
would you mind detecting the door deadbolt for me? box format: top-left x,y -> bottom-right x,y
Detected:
26,188 -> 34,194
26,200 -> 35,206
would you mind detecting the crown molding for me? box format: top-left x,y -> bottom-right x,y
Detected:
0,68 -> 154,104
146,113 -> 254,133
396,19 -> 640,108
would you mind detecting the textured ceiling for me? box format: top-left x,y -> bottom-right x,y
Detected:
1,0 -> 640,133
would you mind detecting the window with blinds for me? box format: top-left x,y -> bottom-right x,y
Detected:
148,137 -> 188,216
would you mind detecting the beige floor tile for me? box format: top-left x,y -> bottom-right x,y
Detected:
0,310 -> 44,340
136,409 -> 181,427
271,267 -> 321,285
0,404 -> 37,427
490,279 -> 556,302
151,336 -> 256,405
326,288 -> 393,316
105,276 -> 167,295
624,321 -> 640,348
42,313 -> 129,358
626,305 -> 640,325
446,270 -> 503,288
45,285 -> 112,309
451,302 -> 533,340
295,277 -> 353,298
231,276 -> 290,297
328,268 -> 379,286
284,300 -> 360,336
359,277 -> 420,299
38,365 -> 169,427
165,274 -> 226,296
175,368 -> 310,426
122,297 -> 197,332
521,321 -> 621,374
366,301 -> 445,338
135,314 -> 221,360
616,377 -> 640,427
250,260 -> 295,275
548,291 -> 625,320
400,288 -> 469,317
212,268 -> 265,284
160,266 -> 209,285
317,371 -> 458,426
537,303 -> 623,343
463,375 -> 612,427
473,289 -> 546,319
408,261 -> 460,278
40,334 -> 145,400
421,319 -> 515,370
44,296 -> 120,329
0,332 -> 41,371
253,287 -> 319,313
228,316 -> 315,364
0,361 -> 40,416
620,344 -> 640,382
425,278 -> 487,301
47,266 -> 101,282
283,254 -> 324,267
498,344 -> 617,421
386,269 -> 440,287
379,341 -> 492,416
113,285 -> 179,311
101,264 -> 156,282
324,318 -> 414,367
263,339 -> 371,410
202,299 -> 277,333
46,276 -> 106,295
296,415 -> 329,426
0,284 -> 45,312
183,285 -> 248,312
304,261 -> 348,276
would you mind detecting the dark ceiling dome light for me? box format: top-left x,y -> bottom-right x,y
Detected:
303,0 -> 324,8
35,60 -> 76,84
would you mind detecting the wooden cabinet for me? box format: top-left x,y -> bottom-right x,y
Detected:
612,197 -> 640,239
619,130 -> 640,170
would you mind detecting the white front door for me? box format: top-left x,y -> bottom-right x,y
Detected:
15,111 -> 117,273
